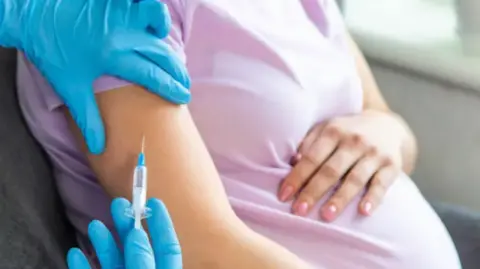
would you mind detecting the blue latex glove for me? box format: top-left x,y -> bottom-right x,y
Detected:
0,0 -> 191,154
66,198 -> 182,269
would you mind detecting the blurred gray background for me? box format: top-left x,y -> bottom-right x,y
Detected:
338,0 -> 480,211
371,52 -> 479,210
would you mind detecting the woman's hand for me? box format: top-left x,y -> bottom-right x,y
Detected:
279,110 -> 407,222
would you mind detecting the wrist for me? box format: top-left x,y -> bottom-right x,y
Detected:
389,113 -> 417,173
363,109 -> 406,132
363,109 -> 417,172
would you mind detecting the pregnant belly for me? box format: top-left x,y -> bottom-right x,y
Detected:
222,171 -> 461,269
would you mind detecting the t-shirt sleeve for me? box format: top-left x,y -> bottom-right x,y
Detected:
41,0 -> 187,110
327,0 -> 346,30
310,0 -> 349,50
303,0 -> 348,45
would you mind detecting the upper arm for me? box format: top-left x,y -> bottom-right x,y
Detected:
346,34 -> 390,112
319,0 -> 390,112
64,84 -> 239,255
63,0 -> 242,257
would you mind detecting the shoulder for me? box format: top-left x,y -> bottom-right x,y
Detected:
16,52 -> 63,110
163,0 -> 188,14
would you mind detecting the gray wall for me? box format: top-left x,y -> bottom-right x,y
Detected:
366,57 -> 480,210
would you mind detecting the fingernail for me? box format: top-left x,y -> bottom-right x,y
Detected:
279,185 -> 294,202
321,204 -> 338,221
290,153 -> 302,165
294,202 -> 309,216
362,201 -> 373,215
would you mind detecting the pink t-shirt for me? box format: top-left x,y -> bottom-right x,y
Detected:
17,0 -> 461,268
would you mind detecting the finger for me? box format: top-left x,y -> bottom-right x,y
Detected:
279,126 -> 341,202
66,248 -> 92,269
294,139 -> 364,217
298,123 -> 326,154
106,49 -> 190,104
105,32 -> 190,89
131,0 -> 172,38
289,153 -> 302,166
146,198 -> 182,269
290,123 -> 326,165
321,154 -> 379,221
134,41 -> 191,89
88,220 -> 123,269
360,165 -> 398,216
124,229 -> 156,269
53,81 -> 105,155
111,197 -> 134,245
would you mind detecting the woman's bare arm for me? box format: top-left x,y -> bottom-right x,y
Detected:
347,35 -> 418,173
64,85 -> 310,269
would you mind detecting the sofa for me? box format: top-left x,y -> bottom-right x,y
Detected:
0,47 -> 478,268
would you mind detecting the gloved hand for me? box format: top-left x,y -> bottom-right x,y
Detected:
66,198 -> 181,269
0,0 -> 191,154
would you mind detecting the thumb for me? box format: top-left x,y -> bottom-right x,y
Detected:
55,81 -> 106,155
131,0 -> 172,38
125,229 -> 156,269
66,248 -> 91,269
111,197 -> 134,245
146,198 -> 182,268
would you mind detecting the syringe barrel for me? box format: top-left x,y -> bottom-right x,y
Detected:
133,166 -> 148,215
133,166 -> 147,188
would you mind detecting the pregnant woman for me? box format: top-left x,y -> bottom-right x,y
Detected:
17,0 -> 461,268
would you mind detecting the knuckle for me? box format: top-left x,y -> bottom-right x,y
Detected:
286,168 -> 311,187
347,173 -> 366,188
299,179 -> 331,202
371,178 -> 388,194
298,188 -> 318,203
346,170 -> 361,183
303,150 -> 321,165
362,191 -> 377,205
381,156 -> 394,166
320,164 -> 341,180
366,146 -> 379,157
349,133 -> 367,147
284,177 -> 302,190
323,125 -> 342,138
329,194 -> 347,207
366,188 -> 383,203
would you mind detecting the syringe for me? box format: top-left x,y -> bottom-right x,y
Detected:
125,135 -> 151,229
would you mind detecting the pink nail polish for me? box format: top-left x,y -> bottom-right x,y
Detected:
280,185 -> 294,202
290,153 -> 302,165
295,202 -> 309,216
321,204 -> 337,221
363,201 -> 373,215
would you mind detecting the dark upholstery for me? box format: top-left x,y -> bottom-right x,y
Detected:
432,203 -> 480,269
0,48 -> 75,269
0,47 -> 478,269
